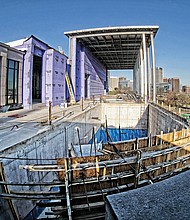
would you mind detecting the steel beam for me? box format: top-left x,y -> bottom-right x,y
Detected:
75,31 -> 154,38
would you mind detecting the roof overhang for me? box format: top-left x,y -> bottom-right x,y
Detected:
65,26 -> 159,70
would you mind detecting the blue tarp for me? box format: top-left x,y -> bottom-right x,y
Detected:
89,127 -> 148,144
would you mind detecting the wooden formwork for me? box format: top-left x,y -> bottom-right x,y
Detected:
1,128 -> 190,220
55,128 -> 190,219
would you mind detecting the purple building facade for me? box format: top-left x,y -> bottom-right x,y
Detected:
7,36 -> 67,109
45,49 -> 67,106
69,38 -> 107,101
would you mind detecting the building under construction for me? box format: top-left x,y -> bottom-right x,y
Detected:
1,26 -> 190,220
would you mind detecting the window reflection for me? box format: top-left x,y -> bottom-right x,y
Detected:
6,59 -> 19,105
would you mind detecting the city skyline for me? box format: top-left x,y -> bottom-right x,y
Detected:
1,0 -> 190,85
109,68 -> 181,86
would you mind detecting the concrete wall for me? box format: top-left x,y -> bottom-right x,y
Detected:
101,102 -> 148,129
0,105 -> 102,219
148,103 -> 189,136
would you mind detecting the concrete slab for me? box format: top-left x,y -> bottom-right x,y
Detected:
106,170 -> 190,220
0,101 -> 95,153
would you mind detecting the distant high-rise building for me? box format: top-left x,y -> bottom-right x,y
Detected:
118,77 -> 133,90
156,82 -> 172,94
119,77 -> 127,89
155,67 -> 163,83
119,77 -> 127,81
182,85 -> 190,94
128,80 -> 133,90
109,77 -> 119,91
168,78 -> 180,92
155,68 -> 180,95
163,77 -> 180,92
163,78 -> 168,83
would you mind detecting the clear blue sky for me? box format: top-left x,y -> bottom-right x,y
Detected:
1,0 -> 190,85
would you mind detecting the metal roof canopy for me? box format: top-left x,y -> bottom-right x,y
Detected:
65,26 -> 159,70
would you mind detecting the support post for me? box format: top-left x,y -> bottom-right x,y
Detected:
81,97 -> 84,111
77,128 -> 82,157
93,127 -> 96,156
179,107 -> 181,115
151,33 -> 156,102
160,130 -> 163,146
48,101 -> 52,125
173,129 -> 176,142
140,47 -> 144,99
0,163 -> 19,220
119,124 -> 121,141
100,94 -> 102,103
64,159 -> 72,220
143,33 -> 148,104
134,150 -> 142,188
93,95 -> 95,105
147,47 -> 151,101
136,138 -> 139,150
148,133 -> 152,147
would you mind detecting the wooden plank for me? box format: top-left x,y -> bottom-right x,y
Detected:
0,162 -> 19,220
0,193 -> 66,200
134,150 -> 142,188
70,175 -> 135,194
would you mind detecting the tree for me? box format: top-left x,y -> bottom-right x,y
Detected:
165,91 -> 190,108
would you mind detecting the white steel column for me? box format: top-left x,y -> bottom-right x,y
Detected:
70,37 -> 77,95
142,33 -> 147,104
140,47 -> 144,99
151,33 -> 156,102
147,47 -> 151,100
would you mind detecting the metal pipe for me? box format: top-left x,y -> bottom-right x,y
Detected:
76,128 -> 82,157
64,158 -> 72,220
119,124 -> 121,141
93,127 -> 96,156
80,172 -> 90,211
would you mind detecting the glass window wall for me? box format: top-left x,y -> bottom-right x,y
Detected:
6,59 -> 19,105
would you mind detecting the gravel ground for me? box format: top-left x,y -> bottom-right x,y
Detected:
106,170 -> 190,220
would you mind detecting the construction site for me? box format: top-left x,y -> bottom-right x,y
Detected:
1,26 -> 190,219
0,97 -> 190,219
